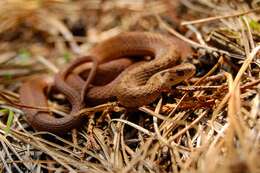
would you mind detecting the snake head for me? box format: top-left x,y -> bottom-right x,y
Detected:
158,63 -> 196,88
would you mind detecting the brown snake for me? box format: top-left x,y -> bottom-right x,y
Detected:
19,32 -> 196,133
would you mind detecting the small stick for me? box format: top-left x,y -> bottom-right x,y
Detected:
181,7 -> 260,25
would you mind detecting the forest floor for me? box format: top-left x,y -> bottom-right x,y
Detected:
0,1 -> 259,173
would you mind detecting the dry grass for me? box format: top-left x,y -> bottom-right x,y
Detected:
0,0 -> 259,173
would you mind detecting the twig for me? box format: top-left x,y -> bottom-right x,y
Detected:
156,14 -> 243,59
0,90 -> 50,111
181,7 -> 260,25
37,56 -> 58,73
168,111 -> 208,145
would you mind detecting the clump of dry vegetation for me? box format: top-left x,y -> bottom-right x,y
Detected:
0,0 -> 259,173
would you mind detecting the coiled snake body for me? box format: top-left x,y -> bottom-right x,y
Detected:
19,32 -> 196,133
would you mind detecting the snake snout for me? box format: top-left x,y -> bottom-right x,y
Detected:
160,63 -> 196,87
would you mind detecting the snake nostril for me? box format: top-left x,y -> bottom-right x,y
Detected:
160,72 -> 166,77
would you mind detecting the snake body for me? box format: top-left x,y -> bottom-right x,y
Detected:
86,32 -> 195,107
19,58 -> 133,133
19,32 -> 196,133
19,76 -> 84,134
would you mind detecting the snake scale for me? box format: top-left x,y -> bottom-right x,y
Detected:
19,32 -> 196,133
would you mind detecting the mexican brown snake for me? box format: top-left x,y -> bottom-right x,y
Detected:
19,32 -> 196,133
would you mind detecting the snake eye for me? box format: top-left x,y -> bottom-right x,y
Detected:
176,70 -> 185,76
